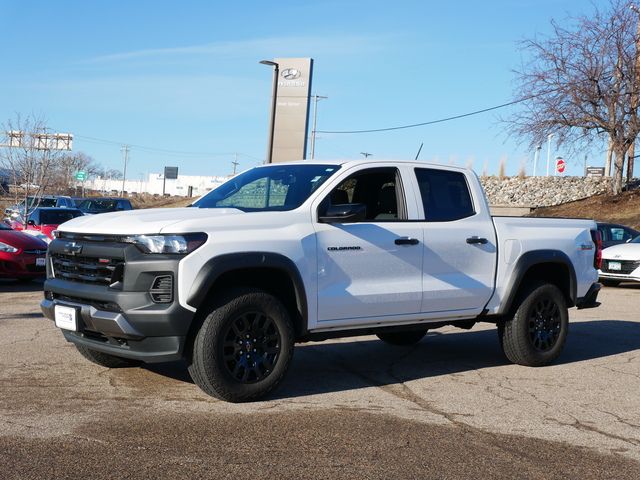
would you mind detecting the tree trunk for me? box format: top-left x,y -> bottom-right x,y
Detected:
612,147 -> 626,194
628,142 -> 636,183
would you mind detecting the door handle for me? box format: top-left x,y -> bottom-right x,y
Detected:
466,236 -> 488,245
395,237 -> 419,245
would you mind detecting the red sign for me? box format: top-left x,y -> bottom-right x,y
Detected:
556,157 -> 566,174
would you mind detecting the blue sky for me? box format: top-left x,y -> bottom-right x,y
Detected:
1,0 -> 603,178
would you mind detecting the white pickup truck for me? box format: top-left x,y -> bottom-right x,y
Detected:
41,160 -> 602,402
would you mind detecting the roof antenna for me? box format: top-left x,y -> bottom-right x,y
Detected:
414,142 -> 423,160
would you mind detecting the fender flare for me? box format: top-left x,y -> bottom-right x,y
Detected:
187,252 -> 308,326
497,249 -> 577,315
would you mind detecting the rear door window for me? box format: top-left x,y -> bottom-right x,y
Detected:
414,168 -> 475,222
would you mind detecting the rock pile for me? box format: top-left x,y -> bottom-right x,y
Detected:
479,176 -> 612,207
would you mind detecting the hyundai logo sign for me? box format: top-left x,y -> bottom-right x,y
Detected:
281,68 -> 301,80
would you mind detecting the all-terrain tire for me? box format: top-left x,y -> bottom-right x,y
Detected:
188,288 -> 295,403
499,282 -> 569,367
376,330 -> 427,346
601,279 -> 621,287
75,345 -> 141,368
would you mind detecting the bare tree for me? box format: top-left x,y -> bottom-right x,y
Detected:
508,0 -> 640,194
0,114 -> 65,213
53,152 -> 100,192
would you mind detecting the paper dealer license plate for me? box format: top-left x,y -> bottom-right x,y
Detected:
54,305 -> 77,331
608,261 -> 622,271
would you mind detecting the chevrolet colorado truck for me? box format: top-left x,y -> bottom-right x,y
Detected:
41,160 -> 602,402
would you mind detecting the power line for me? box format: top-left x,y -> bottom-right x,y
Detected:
316,97 -> 530,135
56,131 -> 262,160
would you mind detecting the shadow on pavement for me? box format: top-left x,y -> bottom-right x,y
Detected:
143,319 -> 640,399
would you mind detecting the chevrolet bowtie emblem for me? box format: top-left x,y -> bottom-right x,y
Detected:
64,242 -> 82,255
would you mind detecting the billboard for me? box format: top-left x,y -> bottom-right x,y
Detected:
271,58 -> 313,163
164,166 -> 179,179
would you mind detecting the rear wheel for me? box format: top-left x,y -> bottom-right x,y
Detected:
499,283 -> 568,367
376,330 -> 427,346
75,345 -> 141,368
601,279 -> 621,287
188,288 -> 294,402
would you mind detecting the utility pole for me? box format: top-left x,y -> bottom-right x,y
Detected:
360,152 -> 372,158
546,133 -> 554,176
533,145 -> 542,176
121,145 -> 129,197
309,95 -> 327,159
232,153 -> 239,175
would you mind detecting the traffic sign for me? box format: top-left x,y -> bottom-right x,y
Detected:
555,157 -> 566,174
75,171 -> 86,181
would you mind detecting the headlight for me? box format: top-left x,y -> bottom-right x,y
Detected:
123,233 -> 207,254
0,241 -> 19,253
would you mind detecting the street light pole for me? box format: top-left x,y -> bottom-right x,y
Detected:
309,95 -> 327,159
546,133 -> 554,176
533,145 -> 542,176
259,60 -> 279,164
121,144 -> 129,197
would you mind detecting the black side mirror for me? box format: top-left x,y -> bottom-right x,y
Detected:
27,219 -> 36,226
319,203 -> 367,223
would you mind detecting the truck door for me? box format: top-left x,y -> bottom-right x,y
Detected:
313,166 -> 423,323
412,167 -> 497,316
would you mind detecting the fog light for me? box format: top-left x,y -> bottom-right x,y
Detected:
150,275 -> 173,303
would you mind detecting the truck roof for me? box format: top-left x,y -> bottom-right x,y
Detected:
254,158 -> 472,173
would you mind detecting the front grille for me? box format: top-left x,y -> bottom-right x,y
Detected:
51,253 -> 124,285
23,249 -> 47,255
51,293 -> 122,312
602,259 -> 640,275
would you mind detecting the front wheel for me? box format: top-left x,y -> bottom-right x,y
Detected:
499,283 -> 568,367
188,288 -> 294,402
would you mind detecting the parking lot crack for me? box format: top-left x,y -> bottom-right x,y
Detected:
545,415 -> 640,447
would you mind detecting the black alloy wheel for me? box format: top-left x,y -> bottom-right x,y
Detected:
222,312 -> 281,384
528,296 -> 561,352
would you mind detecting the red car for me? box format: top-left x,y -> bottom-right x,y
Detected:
11,207 -> 83,240
0,222 -> 48,281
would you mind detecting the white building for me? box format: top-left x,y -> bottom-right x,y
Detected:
86,172 -> 229,198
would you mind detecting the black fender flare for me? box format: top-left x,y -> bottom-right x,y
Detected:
187,252 -> 308,326
497,249 -> 577,315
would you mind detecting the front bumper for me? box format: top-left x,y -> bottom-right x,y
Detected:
598,272 -> 640,282
0,252 -> 46,279
41,237 -> 195,363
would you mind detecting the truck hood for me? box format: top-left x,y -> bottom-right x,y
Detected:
602,242 -> 640,261
57,207 -> 244,235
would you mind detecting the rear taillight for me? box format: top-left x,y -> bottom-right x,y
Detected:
590,230 -> 602,269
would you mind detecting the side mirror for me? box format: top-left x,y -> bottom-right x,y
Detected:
27,219 -> 36,226
319,203 -> 367,223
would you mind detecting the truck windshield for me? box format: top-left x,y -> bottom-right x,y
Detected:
193,164 -> 340,212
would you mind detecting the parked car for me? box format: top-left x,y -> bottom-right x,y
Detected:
76,198 -> 133,215
41,159 -> 601,402
11,207 -> 83,240
0,222 -> 48,281
4,195 -> 75,217
599,235 -> 640,286
597,222 -> 639,249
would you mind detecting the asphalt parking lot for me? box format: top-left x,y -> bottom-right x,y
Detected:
1,281 -> 639,479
